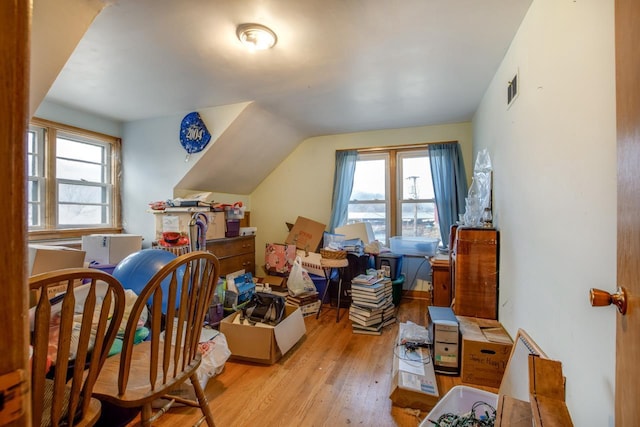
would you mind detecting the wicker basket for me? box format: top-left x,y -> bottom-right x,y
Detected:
320,249 -> 347,259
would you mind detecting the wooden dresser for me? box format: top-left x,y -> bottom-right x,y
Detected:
450,226 -> 499,319
206,235 -> 255,277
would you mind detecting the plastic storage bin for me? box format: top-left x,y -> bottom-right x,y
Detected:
418,385 -> 498,426
392,274 -> 405,306
309,273 -> 329,303
225,219 -> 240,237
376,253 -> 403,280
389,236 -> 439,257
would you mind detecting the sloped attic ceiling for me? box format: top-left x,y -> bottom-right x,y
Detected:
176,102 -> 306,195
39,0 -> 534,195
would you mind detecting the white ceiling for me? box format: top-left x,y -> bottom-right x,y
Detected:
45,0 -> 533,138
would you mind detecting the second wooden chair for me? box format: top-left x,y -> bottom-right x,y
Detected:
92,251 -> 220,427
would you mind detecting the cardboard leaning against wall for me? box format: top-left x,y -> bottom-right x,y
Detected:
284,216 -> 326,253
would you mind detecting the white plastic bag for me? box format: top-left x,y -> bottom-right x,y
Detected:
288,256 -> 317,296
153,331 -> 231,407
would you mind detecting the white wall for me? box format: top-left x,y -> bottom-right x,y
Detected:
251,122 -> 474,278
473,0 -> 616,425
121,104 -> 251,246
30,0 -> 104,117
35,100 -> 123,137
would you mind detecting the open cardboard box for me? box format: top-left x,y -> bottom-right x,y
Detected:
458,315 -> 513,388
219,304 -> 306,365
28,244 -> 86,306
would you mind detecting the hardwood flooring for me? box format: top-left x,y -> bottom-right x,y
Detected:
124,297 -> 496,427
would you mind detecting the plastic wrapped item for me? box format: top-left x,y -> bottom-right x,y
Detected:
400,320 -> 431,345
462,149 -> 493,226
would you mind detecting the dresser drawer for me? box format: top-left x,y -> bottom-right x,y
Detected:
206,236 -> 256,277
218,253 -> 255,277
206,236 -> 255,258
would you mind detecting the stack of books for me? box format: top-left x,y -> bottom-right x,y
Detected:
349,276 -> 390,335
286,290 -> 320,317
381,278 -> 397,327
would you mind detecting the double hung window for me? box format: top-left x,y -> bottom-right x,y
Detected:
346,147 -> 440,246
28,118 -> 121,240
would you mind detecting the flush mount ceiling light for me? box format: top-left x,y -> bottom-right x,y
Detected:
236,23 -> 277,50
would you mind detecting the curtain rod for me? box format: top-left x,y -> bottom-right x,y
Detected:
336,140 -> 458,153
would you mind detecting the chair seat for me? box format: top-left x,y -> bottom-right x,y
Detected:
41,379 -> 101,427
93,341 -> 202,408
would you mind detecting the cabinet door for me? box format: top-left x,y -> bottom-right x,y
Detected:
452,228 -> 499,319
431,261 -> 452,307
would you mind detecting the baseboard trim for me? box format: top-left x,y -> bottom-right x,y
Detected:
402,289 -> 431,300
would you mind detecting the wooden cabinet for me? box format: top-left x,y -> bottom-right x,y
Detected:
206,235 -> 255,277
450,226 -> 499,319
429,255 -> 452,307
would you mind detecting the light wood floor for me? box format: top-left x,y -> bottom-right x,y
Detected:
123,297 -> 496,427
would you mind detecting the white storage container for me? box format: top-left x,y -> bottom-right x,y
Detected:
418,385 -> 498,426
389,236 -> 439,256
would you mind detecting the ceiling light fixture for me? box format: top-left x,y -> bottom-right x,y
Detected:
236,23 -> 277,51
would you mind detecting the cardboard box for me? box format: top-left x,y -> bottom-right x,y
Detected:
82,234 -> 142,264
389,322 -> 440,411
258,274 -> 288,292
28,245 -> 87,305
334,222 -> 376,244
205,212 -> 226,239
153,211 -> 225,242
29,244 -> 86,276
285,216 -> 326,252
458,316 -> 513,389
220,305 -> 306,364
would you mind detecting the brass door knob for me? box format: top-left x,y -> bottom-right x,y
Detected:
590,287 -> 627,315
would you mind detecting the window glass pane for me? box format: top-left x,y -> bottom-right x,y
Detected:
58,204 -> 107,226
28,153 -> 35,176
28,203 -> 40,227
400,202 -> 439,239
57,158 -> 105,182
27,130 -> 36,154
401,155 -> 434,200
57,137 -> 104,163
27,180 -> 39,202
347,203 -> 387,242
58,183 -> 107,204
351,159 -> 385,201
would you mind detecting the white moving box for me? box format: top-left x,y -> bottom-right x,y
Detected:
82,234 -> 142,265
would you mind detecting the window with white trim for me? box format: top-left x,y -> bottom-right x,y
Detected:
28,118 -> 121,239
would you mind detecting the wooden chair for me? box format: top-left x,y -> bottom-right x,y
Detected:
92,251 -> 220,427
30,268 -> 126,427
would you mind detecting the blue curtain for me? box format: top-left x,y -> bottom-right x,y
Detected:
429,143 -> 468,249
328,150 -> 358,232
